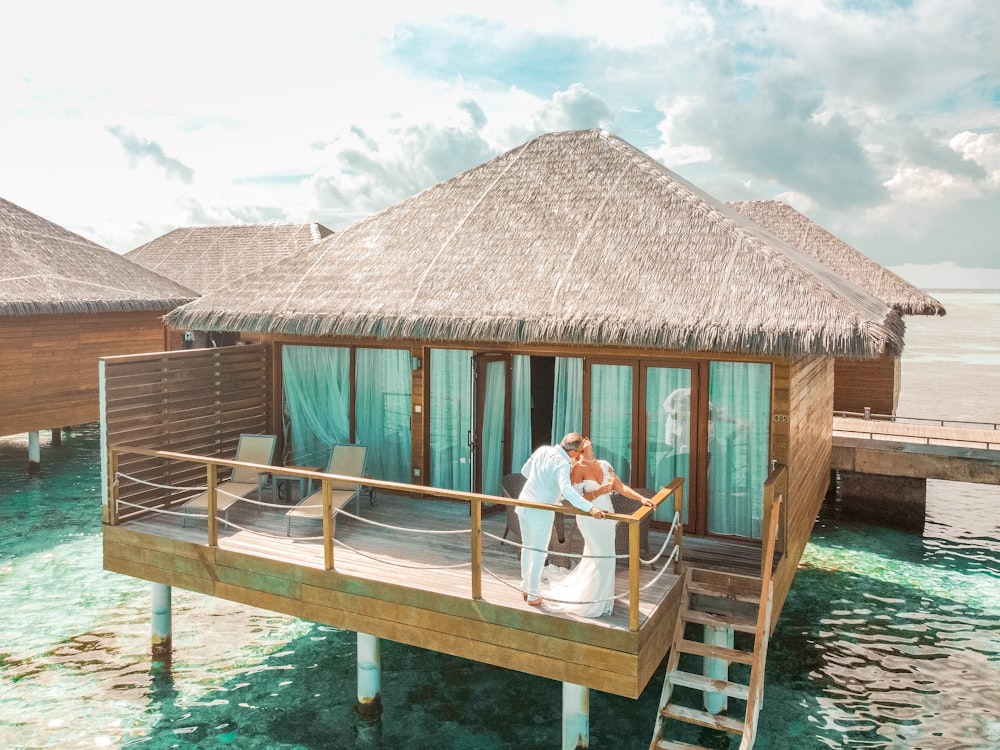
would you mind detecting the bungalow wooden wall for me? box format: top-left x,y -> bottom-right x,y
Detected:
833,352 -> 899,415
0,311 -> 170,437
773,354 -> 835,622
103,345 -> 272,517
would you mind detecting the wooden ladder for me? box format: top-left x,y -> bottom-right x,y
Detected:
650,495 -> 781,750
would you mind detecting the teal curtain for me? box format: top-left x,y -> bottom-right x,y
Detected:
281,345 -> 351,466
589,363 -> 633,482
355,348 -> 412,483
480,360 -> 506,497
551,357 -> 583,443
707,361 -> 771,538
511,355 -> 532,470
645,367 -> 692,523
429,349 -> 472,491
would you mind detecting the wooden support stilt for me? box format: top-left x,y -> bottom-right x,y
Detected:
50,428 -> 62,447
151,583 -> 172,665
356,632 -> 382,720
27,431 -> 41,476
703,624 -> 733,714
562,682 -> 589,750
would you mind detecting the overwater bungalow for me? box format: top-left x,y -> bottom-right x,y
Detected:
730,200 -> 944,416
125,222 -> 333,349
0,196 -> 194,470
101,130 -> 906,749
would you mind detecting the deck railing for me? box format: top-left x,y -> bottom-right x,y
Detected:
760,462 -> 787,570
739,464 -> 784,750
833,411 -> 1000,450
107,446 -> 683,632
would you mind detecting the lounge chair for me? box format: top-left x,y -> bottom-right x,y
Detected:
182,433 -> 277,526
286,444 -> 368,534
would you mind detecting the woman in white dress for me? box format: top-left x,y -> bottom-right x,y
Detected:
543,438 -> 653,617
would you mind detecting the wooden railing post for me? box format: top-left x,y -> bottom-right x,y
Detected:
206,463 -> 218,546
761,463 -> 787,574
321,479 -> 334,570
672,480 -> 684,571
628,520 -> 641,631
471,499 -> 483,599
106,448 -> 118,525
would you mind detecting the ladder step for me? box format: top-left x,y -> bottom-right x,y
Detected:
668,669 -> 750,700
662,704 -> 745,734
676,638 -> 754,665
688,580 -> 761,604
683,608 -> 758,633
653,738 -> 718,750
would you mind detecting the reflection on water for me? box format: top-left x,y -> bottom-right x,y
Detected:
2,428 -> 998,749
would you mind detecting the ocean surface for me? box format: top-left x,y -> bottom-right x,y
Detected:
1,290 -> 998,749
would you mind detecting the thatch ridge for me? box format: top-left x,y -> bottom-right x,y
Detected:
730,200 -> 945,317
126,222 -> 334,295
1,197 -> 196,316
167,130 -> 904,359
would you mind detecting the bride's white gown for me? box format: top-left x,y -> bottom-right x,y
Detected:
542,461 -> 617,617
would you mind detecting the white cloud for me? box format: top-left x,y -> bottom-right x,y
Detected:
0,0 -> 996,275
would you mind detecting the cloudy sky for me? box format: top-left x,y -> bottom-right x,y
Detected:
2,0 -> 998,288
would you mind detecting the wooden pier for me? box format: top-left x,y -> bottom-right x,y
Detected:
832,413 -> 1000,485
830,413 -> 1000,528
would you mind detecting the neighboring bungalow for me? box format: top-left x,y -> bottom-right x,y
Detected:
125,223 -> 333,349
730,200 -> 945,416
101,130 -> 904,747
0,196 -> 195,471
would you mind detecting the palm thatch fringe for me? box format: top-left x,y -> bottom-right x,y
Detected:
167,130 -> 905,359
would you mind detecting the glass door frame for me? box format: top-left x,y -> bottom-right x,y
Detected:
581,356 -> 708,534
472,352 -> 513,496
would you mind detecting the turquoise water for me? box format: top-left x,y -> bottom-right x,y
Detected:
2,291 -> 999,749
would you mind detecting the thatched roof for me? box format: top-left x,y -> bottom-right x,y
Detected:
0,197 -> 196,317
126,222 -> 333,295
168,129 -> 905,359
730,200 -> 945,317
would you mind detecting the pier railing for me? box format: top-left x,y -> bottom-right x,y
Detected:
834,411 -> 1000,450
835,409 -> 1000,431
107,446 -> 683,632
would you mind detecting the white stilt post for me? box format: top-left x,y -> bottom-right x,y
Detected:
356,632 -> 382,719
27,431 -> 41,475
703,624 -> 733,714
562,682 -> 589,749
151,583 -> 172,665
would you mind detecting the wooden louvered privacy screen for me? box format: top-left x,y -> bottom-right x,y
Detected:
101,344 -> 272,521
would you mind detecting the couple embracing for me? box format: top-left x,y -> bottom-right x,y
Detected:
516,432 -> 652,616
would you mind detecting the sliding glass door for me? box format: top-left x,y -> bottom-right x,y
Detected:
429,349 -> 473,491
707,361 -> 771,538
643,365 -> 694,524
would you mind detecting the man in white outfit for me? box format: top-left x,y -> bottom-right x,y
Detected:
517,432 -> 607,606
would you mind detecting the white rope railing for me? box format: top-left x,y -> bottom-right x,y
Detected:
113,462 -> 683,615
115,471 -> 206,493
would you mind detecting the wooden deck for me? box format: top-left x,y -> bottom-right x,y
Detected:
104,487 -> 696,698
